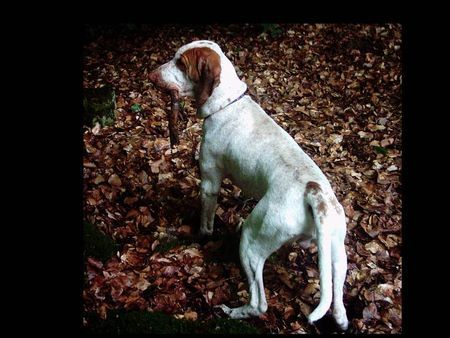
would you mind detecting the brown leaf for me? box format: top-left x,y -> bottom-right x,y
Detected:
83,161 -> 96,168
211,286 -> 230,305
124,196 -> 139,205
387,164 -> 398,172
92,123 -> 101,135
376,283 -> 395,299
184,310 -> 198,321
365,240 -> 383,254
283,305 -> 296,320
135,278 -> 151,291
288,251 -> 298,262
93,175 -> 105,184
382,307 -> 401,327
87,257 -> 103,270
306,266 -> 319,278
120,251 -> 145,267
361,181 -> 377,196
381,138 -> 394,147
204,291 -> 214,304
378,234 -> 399,249
138,170 -> 149,184
370,93 -> 379,105
297,299 -> 312,317
363,302 -> 381,320
303,282 -> 319,297
177,225 -> 192,236
110,283 -> 124,301
150,159 -> 163,174
126,209 -> 139,218
290,321 -> 307,333
276,267 -> 294,289
237,289 -> 249,303
161,265 -> 178,277
151,239 -> 160,251
183,247 -> 203,258
108,174 -> 122,187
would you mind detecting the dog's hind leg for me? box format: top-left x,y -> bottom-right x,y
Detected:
218,228 -> 269,317
218,201 -> 277,318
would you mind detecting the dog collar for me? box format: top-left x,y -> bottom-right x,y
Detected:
202,92 -> 247,120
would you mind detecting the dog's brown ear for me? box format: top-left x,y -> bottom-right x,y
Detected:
177,47 -> 221,107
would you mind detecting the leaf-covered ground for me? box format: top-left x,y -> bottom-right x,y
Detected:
82,23 -> 402,334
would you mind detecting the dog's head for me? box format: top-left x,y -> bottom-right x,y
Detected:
149,40 -> 247,118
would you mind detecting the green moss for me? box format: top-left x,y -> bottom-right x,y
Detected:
83,310 -> 260,334
206,318 -> 260,334
374,145 -> 388,155
84,222 -> 118,262
155,237 -> 191,254
260,23 -> 283,38
84,310 -> 197,334
83,85 -> 116,127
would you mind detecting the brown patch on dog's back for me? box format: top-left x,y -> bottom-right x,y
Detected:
306,181 -> 321,194
305,181 -> 329,222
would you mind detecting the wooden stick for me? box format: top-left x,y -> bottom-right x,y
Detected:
169,90 -> 180,147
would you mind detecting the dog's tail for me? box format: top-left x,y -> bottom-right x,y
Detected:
304,181 -> 333,325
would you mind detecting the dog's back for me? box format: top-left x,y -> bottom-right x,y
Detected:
203,95 -> 329,199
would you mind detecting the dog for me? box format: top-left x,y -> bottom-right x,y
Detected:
149,40 -> 348,330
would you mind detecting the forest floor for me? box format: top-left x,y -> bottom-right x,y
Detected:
82,23 -> 402,334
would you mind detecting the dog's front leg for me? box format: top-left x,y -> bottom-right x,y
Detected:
199,163 -> 223,236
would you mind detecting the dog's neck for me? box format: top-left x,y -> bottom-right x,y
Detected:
199,92 -> 247,120
197,80 -> 247,119
197,54 -> 248,119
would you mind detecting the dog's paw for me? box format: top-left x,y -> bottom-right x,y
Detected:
215,304 -> 262,319
307,310 -> 324,325
215,304 -> 232,315
333,311 -> 348,331
336,318 -> 348,331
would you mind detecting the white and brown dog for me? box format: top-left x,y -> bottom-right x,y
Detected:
149,40 -> 348,330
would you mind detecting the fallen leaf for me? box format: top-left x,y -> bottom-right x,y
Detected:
177,225 -> 192,236
387,164 -> 398,172
83,161 -> 96,168
135,278 -> 151,291
184,310 -> 198,321
162,266 -> 177,277
283,305 -> 296,320
381,138 -> 394,147
93,175 -> 105,184
108,174 -> 122,187
124,196 -> 139,205
87,257 -> 103,270
304,282 -> 319,297
276,267 -> 294,289
363,302 -> 381,320
365,240 -> 383,254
